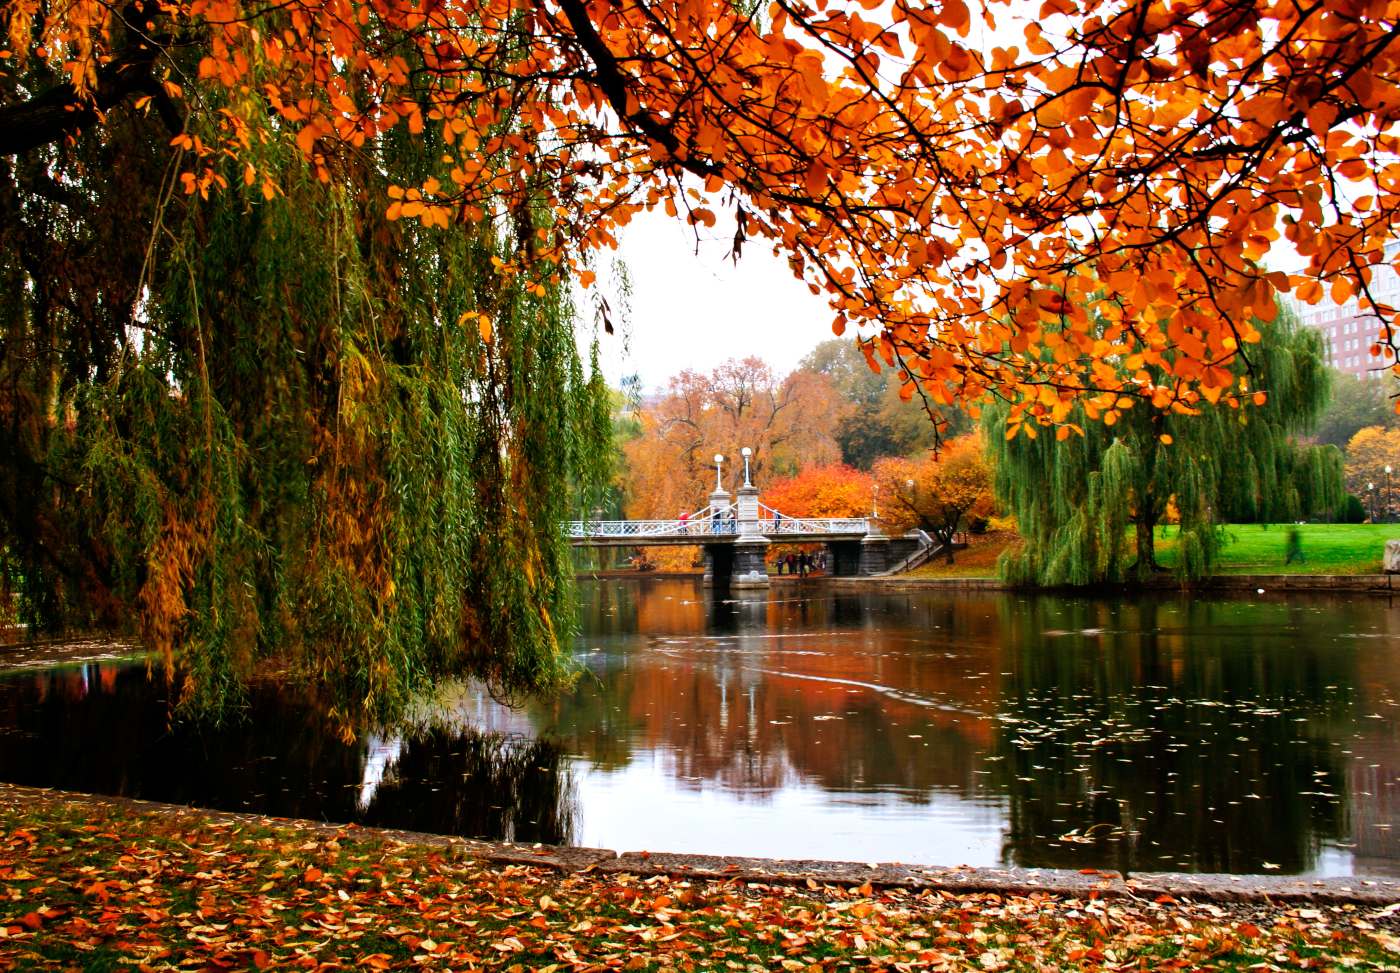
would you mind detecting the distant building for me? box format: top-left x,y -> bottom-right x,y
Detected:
1296,241 -> 1400,380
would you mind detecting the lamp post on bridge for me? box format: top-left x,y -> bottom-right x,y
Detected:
1387,465 -> 1393,523
713,453 -> 725,493
731,445 -> 769,589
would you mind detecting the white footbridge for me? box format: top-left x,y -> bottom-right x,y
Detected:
567,473 -> 941,586
567,502 -> 871,547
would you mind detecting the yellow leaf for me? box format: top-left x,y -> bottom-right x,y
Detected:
478,313 -> 492,344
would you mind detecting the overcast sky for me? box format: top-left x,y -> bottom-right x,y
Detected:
588,208 -> 838,391
583,187 -> 1324,395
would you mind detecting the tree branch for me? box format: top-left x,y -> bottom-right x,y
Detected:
554,0 -> 719,179
0,44 -> 182,156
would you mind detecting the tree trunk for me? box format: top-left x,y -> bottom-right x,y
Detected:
1133,510 -> 1157,577
931,523 -> 956,564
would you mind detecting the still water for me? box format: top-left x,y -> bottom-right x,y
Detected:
3,580 -> 1400,876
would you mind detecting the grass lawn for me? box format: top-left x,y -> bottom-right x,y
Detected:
2,790 -> 1398,971
1156,523 -> 1399,575
900,524 -> 1397,579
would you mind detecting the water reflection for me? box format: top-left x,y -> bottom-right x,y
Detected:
0,667 -> 576,845
543,582 -> 1400,874
1,580 -> 1399,875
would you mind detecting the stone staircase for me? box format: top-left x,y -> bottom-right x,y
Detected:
879,530 -> 959,575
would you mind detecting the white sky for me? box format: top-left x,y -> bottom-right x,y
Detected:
588,209 -> 839,391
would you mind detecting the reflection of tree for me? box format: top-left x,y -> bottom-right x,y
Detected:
0,666 -> 576,845
542,585 -> 1003,799
992,596 -> 1354,874
358,729 -> 575,845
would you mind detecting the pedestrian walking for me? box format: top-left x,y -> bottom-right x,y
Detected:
1285,526 -> 1306,564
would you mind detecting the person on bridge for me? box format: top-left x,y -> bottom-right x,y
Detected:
678,510 -> 689,535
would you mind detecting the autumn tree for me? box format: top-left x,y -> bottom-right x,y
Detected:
872,436 -> 993,563
1344,427 -> 1400,518
622,357 -> 845,519
6,0 -> 1400,425
760,464 -> 873,519
987,309 -> 1344,585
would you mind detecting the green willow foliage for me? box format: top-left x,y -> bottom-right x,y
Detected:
0,73 -> 611,726
985,307 -> 1344,586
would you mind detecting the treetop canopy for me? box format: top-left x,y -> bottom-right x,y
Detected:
5,0 -> 1399,431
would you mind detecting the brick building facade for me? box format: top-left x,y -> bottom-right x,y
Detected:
1296,242 -> 1400,380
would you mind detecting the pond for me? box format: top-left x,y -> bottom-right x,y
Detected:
2,579 -> 1399,877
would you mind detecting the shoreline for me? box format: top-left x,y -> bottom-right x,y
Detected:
578,570 -> 1400,594
8,783 -> 1397,971
3,783 -> 1396,906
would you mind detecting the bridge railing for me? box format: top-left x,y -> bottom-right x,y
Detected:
565,517 -> 740,538
756,517 -> 868,535
756,503 -> 868,536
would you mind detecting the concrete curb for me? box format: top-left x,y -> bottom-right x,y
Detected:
4,784 -> 1397,906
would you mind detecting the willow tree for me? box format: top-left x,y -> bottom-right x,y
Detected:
0,44 -> 612,724
986,309 -> 1343,586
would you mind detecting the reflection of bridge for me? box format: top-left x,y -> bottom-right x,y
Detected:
569,482 -> 936,588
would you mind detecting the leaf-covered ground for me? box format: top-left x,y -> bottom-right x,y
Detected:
2,797 -> 1398,972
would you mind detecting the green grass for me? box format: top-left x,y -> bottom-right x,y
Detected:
1156,523 -> 1397,575
900,524 -> 1397,580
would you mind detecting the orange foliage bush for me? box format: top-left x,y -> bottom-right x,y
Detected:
760,464 -> 873,519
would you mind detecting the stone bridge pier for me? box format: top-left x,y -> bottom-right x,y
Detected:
702,482 -> 771,589
825,540 -> 864,577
